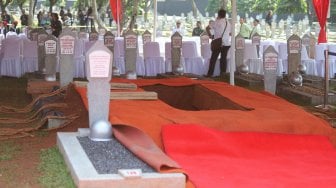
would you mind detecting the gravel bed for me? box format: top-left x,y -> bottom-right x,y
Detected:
77,136 -> 155,174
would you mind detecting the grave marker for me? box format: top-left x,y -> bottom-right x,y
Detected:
263,46 -> 278,94
79,31 -> 88,40
37,29 -> 49,72
200,32 -> 209,45
44,35 -> 58,81
302,33 -> 310,55
124,30 -> 138,77
104,31 -> 118,75
171,32 -> 183,74
89,30 -> 99,41
251,33 -> 261,58
142,30 -> 152,45
309,34 -> 316,59
59,29 -> 76,87
235,34 -> 245,68
287,34 -> 302,75
85,41 -> 113,127
29,28 -> 39,41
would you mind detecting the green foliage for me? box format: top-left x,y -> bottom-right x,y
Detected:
38,147 -> 75,188
252,0 -> 277,13
206,0 -> 222,15
237,0 -> 255,14
276,0 -> 307,14
0,141 -> 21,161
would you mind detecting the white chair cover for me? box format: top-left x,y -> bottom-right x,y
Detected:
73,39 -> 86,78
113,38 -> 125,74
21,38 -> 38,74
143,42 -> 165,76
244,43 -> 263,74
0,37 -> 22,77
301,45 -> 318,76
314,43 -> 328,77
328,44 -> 336,79
278,43 -> 288,74
182,41 -> 204,75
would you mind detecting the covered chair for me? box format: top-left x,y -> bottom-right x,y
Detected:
278,43 -> 288,74
0,37 -> 22,77
143,41 -> 165,76
328,44 -> 336,79
301,45 -> 318,76
181,41 -> 204,75
244,43 -> 263,74
314,43 -> 329,77
21,38 -> 38,74
73,39 -> 86,78
114,38 -> 125,74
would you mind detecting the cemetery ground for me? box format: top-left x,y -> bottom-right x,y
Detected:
0,73 -> 336,188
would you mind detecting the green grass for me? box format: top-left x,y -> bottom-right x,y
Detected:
38,147 -> 75,188
0,141 -> 21,161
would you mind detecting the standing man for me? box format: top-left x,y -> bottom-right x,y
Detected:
249,19 -> 261,39
172,20 -> 185,36
20,10 -> 28,26
206,9 -> 231,77
192,21 -> 204,36
238,17 -> 250,39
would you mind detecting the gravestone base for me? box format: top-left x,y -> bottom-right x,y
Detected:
302,75 -> 324,89
234,73 -> 264,89
47,118 -> 67,129
57,128 -> 186,188
276,85 -> 336,106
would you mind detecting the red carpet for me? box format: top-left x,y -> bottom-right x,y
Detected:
162,124 -> 336,188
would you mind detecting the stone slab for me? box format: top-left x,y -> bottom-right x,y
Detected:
57,129 -> 185,188
276,85 -> 336,106
234,73 -> 264,90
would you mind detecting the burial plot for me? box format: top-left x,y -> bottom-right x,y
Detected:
37,29 -> 49,72
171,32 -> 183,75
124,30 -> 138,78
59,29 -> 76,87
263,46 -> 278,94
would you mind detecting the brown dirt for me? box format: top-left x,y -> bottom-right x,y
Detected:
0,78 -> 89,188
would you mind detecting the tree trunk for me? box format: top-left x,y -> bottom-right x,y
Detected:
221,0 -> 228,10
143,0 -> 153,22
90,0 -> 106,30
128,0 -> 139,30
28,0 -> 34,26
190,0 -> 199,18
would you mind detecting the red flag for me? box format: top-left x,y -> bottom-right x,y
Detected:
110,0 -> 122,23
313,0 -> 330,43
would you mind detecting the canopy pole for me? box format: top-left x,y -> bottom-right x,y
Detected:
153,0 -> 157,41
230,0 -> 237,85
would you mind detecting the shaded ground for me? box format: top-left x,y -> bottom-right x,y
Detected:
0,76 -> 89,188
0,75 -> 335,188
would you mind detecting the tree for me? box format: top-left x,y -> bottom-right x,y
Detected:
206,0 -> 228,15
252,0 -> 277,14
190,0 -> 200,18
276,0 -> 307,15
11,0 -> 28,13
0,0 -> 13,15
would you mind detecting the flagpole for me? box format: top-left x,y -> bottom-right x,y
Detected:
117,0 -> 121,37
